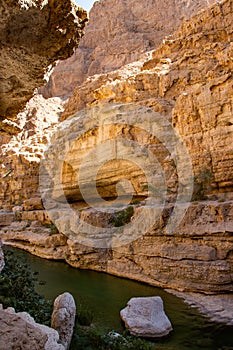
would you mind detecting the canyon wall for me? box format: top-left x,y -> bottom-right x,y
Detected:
0,0 -> 232,295
40,0 -> 219,98
0,0 -> 87,206
0,0 -> 87,272
63,0 -> 233,195
1,200 -> 232,293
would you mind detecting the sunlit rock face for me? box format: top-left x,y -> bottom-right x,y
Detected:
0,94 -> 65,206
120,297 -> 173,338
63,0 -> 233,195
1,200 -> 232,293
41,0 -> 219,98
0,0 -> 87,128
0,0 -> 233,296
51,105 -> 179,204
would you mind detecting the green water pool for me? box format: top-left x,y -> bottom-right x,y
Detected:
4,246 -> 233,350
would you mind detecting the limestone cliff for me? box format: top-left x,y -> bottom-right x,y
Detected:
1,200 -> 233,294
40,0 -> 219,98
0,0 -> 87,278
0,94 -> 64,206
0,0 -> 233,299
0,0 -> 87,133
0,0 -> 87,204
63,0 -> 233,195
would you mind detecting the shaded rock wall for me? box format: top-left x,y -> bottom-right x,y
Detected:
0,0 -> 87,131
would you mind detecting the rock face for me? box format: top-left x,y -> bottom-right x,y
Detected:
120,296 -> 173,338
63,0 -> 233,195
51,292 -> 76,350
41,0 -> 219,98
0,94 -> 64,206
1,200 -> 233,294
43,103 -> 181,204
0,305 -> 65,350
0,219 -> 68,260
0,0 -> 233,298
0,0 -> 87,276
0,0 -> 87,129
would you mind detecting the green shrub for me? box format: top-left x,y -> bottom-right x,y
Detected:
44,223 -> 59,235
70,324 -> 154,350
192,168 -> 213,201
109,206 -> 134,227
217,198 -> 225,203
76,300 -> 94,326
0,248 -> 53,326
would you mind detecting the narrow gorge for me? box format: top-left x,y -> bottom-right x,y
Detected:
0,0 -> 233,348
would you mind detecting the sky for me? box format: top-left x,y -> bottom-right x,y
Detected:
75,0 -> 99,12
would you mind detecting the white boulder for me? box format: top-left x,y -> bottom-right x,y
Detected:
120,296 -> 173,338
51,292 -> 76,349
0,305 -> 65,350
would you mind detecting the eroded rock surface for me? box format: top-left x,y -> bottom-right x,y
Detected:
63,0 -> 233,195
0,305 -> 65,350
0,241 -> 4,272
0,0 -> 232,301
167,290 -> 233,326
120,296 -> 173,338
1,200 -> 233,294
0,94 -> 64,205
0,0 -> 87,128
51,292 -> 76,350
41,0 -> 219,98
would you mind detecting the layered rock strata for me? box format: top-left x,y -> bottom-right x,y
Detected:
41,0 -> 219,98
1,200 -> 233,294
0,0 -> 232,302
167,290 -> 233,326
63,0 -> 233,195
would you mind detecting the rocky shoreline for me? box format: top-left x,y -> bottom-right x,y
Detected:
0,199 -> 232,326
167,290 -> 233,326
0,293 -> 76,350
0,0 -> 233,344
1,239 -> 232,328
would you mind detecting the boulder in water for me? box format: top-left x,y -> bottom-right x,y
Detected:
120,296 -> 173,338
